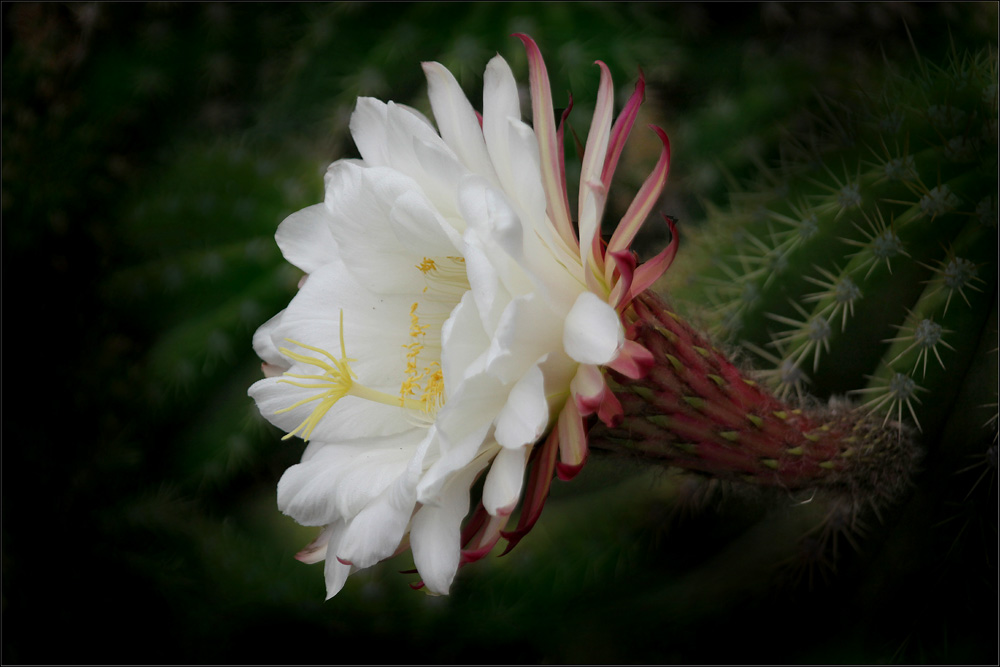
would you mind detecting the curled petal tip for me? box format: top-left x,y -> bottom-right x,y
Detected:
556,460 -> 587,482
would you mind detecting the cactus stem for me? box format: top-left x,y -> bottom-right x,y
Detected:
592,291 -> 920,503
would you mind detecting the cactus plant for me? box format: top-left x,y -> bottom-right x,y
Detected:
5,2 -> 995,664
640,40 -> 999,584
670,39 -> 996,457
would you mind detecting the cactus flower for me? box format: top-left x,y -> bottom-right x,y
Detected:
248,34 -> 675,598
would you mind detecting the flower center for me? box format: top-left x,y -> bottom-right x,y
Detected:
275,311 -> 436,441
275,256 -> 471,441
417,255 -> 468,301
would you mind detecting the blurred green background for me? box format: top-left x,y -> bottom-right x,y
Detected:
3,2 -> 996,663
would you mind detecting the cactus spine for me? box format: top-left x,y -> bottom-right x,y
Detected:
666,44 -> 997,473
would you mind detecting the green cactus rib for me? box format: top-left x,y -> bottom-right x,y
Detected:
671,45 -> 998,446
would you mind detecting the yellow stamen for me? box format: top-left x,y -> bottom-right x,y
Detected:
417,256 -> 469,299
400,303 -> 446,411
276,310 -> 431,441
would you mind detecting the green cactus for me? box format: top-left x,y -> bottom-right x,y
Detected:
645,41 -> 998,593
672,40 -> 997,455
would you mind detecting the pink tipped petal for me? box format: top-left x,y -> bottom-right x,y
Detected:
494,363 -> 549,449
597,384 -> 624,427
578,60 -> 615,276
555,398 -> 588,481
499,428 -> 560,554
410,456 -> 489,595
295,525 -> 335,564
606,339 -> 655,379
571,363 -> 621,426
556,94 -> 576,242
570,363 -> 607,416
601,68 -> 646,190
482,445 -> 530,515
607,249 -> 637,312
514,33 -> 577,252
624,214 -> 680,307
605,125 -> 671,284
460,507 -> 510,565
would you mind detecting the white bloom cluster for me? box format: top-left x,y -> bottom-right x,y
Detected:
250,35 -> 673,598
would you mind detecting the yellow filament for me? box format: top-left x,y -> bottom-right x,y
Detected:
276,310 -> 430,441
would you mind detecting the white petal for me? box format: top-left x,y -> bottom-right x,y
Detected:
325,161 -> 467,296
252,309 -> 288,370
482,445 -> 529,516
349,97 -> 390,167
322,522 -> 353,599
385,101 -> 463,203
410,456 -> 489,595
416,373 -> 506,504
276,432 -> 420,526
389,188 -> 460,257
275,203 -> 338,274
422,61 -> 498,182
485,293 -> 562,385
563,291 -> 624,364
494,362 -> 550,449
461,227 -> 511,334
273,259 -> 414,385
482,55 -> 521,190
458,176 -> 535,305
569,362 -> 606,402
440,290 -> 490,392
411,137 -> 473,230
336,431 -> 433,568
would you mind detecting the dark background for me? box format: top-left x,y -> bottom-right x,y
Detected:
3,3 -> 997,664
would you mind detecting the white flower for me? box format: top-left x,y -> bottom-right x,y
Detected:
249,34 -> 675,598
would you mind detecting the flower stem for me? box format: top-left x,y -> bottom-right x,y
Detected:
590,291 -> 919,503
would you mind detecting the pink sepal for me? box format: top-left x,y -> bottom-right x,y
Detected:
605,125 -> 671,284
262,362 -> 285,379
459,505 -> 510,566
623,214 -> 679,308
499,428 -> 560,555
607,249 -> 637,312
601,68 -> 646,190
556,94 -> 576,244
597,386 -> 624,428
607,339 -> 655,380
294,529 -> 330,564
514,33 -> 577,251
556,399 -> 588,481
